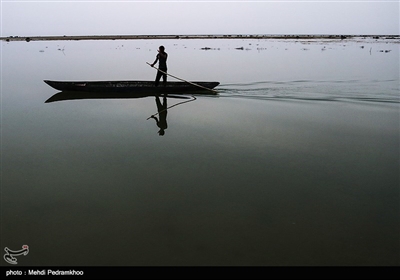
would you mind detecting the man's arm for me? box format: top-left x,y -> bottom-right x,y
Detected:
150,54 -> 159,67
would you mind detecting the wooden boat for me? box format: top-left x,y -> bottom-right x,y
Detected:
44,80 -> 219,94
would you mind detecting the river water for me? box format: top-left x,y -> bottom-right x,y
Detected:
1,38 -> 399,266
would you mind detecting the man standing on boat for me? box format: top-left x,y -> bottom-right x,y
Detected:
150,46 -> 168,87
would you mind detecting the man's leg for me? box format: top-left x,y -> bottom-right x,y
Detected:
162,72 -> 167,87
155,71 -> 163,87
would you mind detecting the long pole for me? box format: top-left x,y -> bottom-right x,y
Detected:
146,62 -> 218,93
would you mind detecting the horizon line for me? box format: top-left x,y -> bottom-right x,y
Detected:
2,34 -> 399,41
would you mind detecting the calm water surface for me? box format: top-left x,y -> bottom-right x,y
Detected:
1,38 -> 399,266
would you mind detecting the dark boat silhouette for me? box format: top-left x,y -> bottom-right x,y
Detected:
44,80 -> 219,94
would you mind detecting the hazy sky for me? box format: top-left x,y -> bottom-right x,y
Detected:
1,1 -> 399,36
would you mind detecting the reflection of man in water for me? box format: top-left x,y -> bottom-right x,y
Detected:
150,46 -> 168,87
150,94 -> 168,136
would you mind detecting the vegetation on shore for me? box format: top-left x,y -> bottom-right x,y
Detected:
1,34 -> 399,42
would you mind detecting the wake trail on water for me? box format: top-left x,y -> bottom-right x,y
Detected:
217,79 -> 399,104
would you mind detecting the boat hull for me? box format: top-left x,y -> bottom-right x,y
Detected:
44,80 -> 219,94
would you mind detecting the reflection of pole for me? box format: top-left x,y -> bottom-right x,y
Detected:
146,62 -> 218,93
147,96 -> 197,120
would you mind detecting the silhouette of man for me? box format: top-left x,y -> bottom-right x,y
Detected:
150,46 -> 168,87
150,94 -> 168,136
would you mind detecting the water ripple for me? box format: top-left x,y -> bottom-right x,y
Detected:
218,79 -> 399,104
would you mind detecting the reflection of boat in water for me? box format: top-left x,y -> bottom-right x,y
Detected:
44,80 -> 219,94
43,80 -> 202,136
45,91 -> 193,103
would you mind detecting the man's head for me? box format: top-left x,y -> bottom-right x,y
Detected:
159,46 -> 165,52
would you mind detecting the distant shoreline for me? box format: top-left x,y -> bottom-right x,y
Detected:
1,34 -> 399,42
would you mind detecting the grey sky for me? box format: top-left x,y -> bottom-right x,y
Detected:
1,1 -> 399,36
